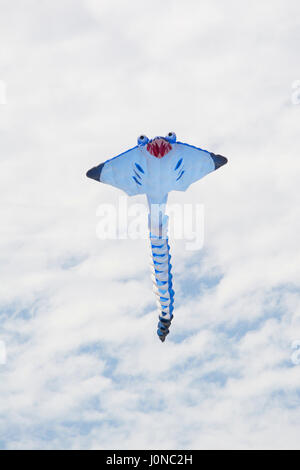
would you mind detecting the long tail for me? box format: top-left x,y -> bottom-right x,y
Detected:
149,216 -> 174,342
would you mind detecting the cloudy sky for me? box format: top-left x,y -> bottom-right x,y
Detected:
0,0 -> 300,450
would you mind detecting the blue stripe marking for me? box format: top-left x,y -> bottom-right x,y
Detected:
132,176 -> 142,186
133,169 -> 141,179
174,158 -> 183,170
135,163 -> 145,173
176,170 -> 185,181
156,280 -> 167,286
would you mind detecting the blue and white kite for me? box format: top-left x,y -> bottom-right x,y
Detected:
86,133 -> 228,342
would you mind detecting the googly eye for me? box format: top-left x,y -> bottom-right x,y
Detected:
165,132 -> 176,143
137,135 -> 149,146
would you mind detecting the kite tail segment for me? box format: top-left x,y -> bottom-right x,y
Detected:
149,214 -> 174,342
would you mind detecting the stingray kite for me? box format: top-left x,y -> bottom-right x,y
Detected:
86,133 -> 228,342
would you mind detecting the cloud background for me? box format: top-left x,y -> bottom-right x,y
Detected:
0,0 -> 300,449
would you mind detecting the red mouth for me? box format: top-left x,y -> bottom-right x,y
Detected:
147,138 -> 172,159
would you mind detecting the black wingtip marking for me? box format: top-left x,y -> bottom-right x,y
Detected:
210,153 -> 228,170
86,163 -> 105,182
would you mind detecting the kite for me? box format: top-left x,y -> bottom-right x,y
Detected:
86,133 -> 228,342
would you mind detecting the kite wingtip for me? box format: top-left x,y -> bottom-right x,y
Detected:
210,153 -> 228,170
86,163 -> 105,182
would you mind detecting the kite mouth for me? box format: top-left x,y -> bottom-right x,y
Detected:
147,138 -> 172,159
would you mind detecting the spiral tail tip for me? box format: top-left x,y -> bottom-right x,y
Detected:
157,319 -> 171,342
157,330 -> 167,342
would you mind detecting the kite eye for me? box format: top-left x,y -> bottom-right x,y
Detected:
137,135 -> 149,145
165,132 -> 176,143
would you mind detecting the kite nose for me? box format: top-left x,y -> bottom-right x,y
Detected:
86,163 -> 104,182
210,153 -> 228,170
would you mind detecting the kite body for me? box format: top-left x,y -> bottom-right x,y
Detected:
87,133 -> 227,342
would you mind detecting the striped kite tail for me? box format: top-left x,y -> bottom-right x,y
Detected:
149,228 -> 174,342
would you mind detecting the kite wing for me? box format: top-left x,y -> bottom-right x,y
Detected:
86,145 -> 149,197
169,142 -> 227,192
